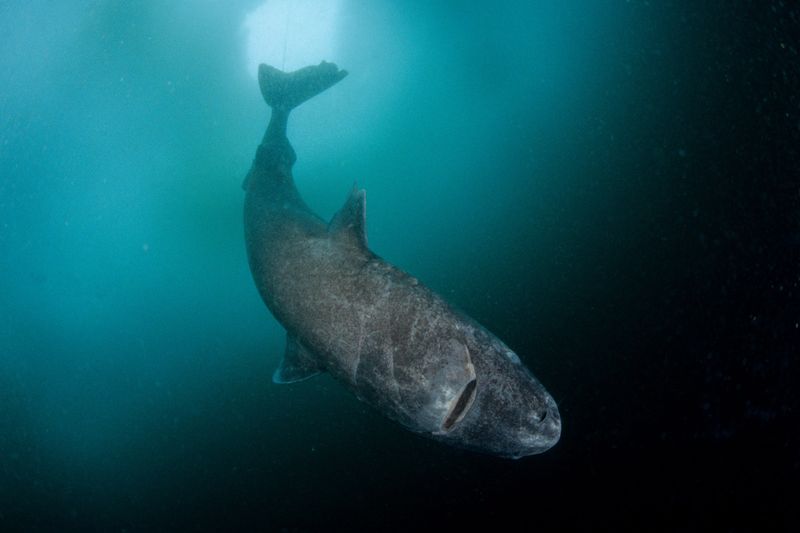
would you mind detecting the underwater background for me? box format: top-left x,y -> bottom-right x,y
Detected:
1,0 -> 798,530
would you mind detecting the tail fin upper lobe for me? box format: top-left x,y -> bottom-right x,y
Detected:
258,61 -> 348,111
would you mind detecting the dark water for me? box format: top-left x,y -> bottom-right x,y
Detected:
1,1 -> 798,530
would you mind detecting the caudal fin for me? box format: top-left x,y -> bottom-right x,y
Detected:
258,61 -> 348,111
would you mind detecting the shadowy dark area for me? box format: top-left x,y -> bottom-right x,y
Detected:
0,1 -> 797,531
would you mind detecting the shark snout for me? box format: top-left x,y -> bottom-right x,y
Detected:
538,395 -> 561,444
517,393 -> 561,456
536,393 -> 560,422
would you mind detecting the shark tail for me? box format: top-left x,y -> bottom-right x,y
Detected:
258,61 -> 348,111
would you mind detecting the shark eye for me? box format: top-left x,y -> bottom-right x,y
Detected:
442,379 -> 477,431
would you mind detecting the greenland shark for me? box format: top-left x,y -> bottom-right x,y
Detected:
243,62 -> 561,458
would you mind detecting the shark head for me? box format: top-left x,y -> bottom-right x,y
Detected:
426,326 -> 561,459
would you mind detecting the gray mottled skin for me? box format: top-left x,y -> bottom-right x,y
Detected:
243,62 -> 561,458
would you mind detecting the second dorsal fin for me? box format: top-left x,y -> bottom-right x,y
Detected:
328,184 -> 367,249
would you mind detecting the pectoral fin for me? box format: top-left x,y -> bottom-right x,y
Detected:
272,333 -> 323,384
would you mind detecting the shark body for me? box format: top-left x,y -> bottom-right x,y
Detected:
243,62 -> 560,458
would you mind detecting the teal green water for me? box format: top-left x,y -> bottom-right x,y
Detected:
2,1 -> 798,530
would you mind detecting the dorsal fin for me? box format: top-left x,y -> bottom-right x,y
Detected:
328,184 -> 367,249
273,333 -> 323,384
